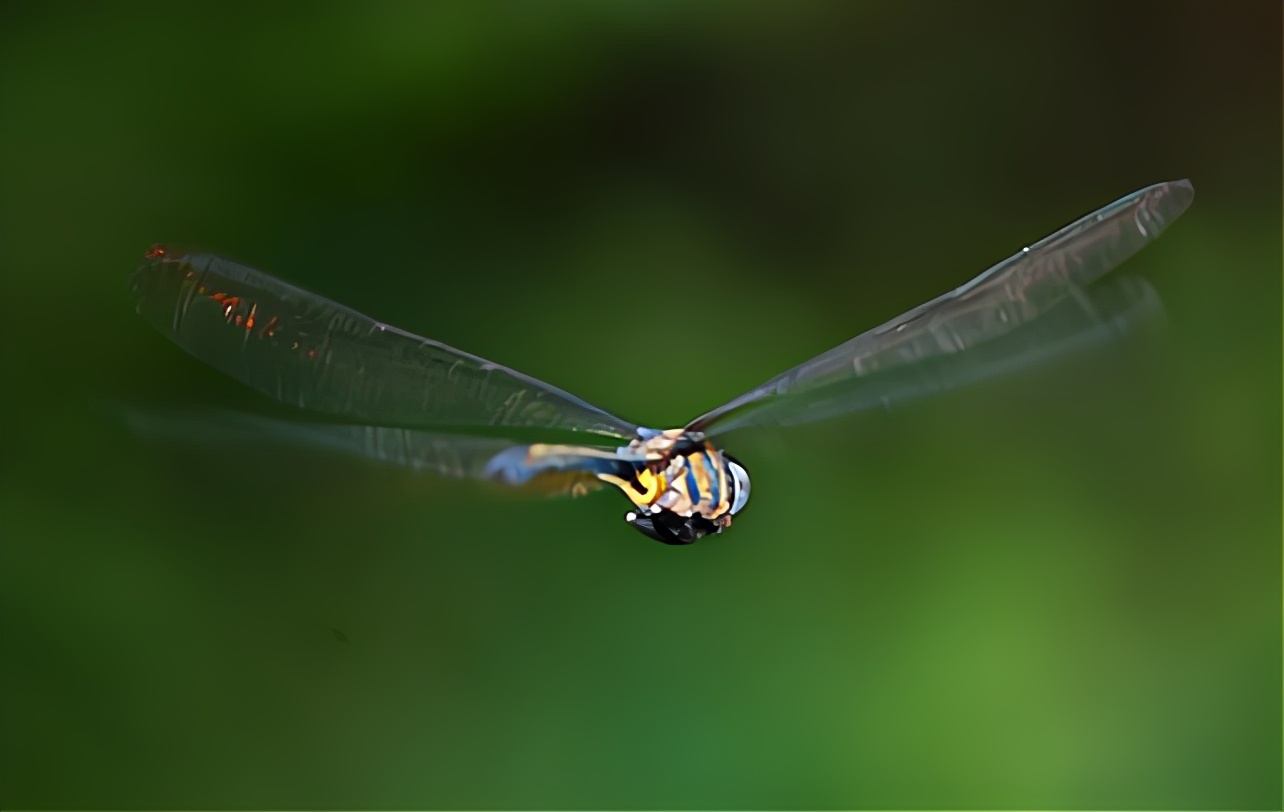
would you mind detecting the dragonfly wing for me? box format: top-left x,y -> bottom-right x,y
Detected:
118,406 -> 631,499
132,247 -> 640,440
727,275 -> 1164,428
688,180 -> 1193,436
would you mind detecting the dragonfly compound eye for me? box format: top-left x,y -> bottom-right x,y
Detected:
724,456 -> 751,515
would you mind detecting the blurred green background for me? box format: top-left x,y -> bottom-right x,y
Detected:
1,1 -> 1278,808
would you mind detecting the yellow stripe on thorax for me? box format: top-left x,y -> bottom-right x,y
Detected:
598,467 -> 666,509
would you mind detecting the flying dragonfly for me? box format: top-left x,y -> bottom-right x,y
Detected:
130,180 -> 1193,544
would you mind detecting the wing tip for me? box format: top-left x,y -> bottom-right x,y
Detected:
1148,178 -> 1195,221
140,243 -> 209,265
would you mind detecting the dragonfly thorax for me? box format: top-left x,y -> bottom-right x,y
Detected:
603,429 -> 751,544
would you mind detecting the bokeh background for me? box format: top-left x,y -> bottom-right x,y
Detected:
1,1 -> 1278,808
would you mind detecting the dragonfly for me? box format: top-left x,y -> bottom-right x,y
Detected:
130,179 -> 1193,544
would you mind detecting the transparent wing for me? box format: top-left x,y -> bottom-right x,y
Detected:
689,179 -> 1193,437
714,275 -> 1165,429
117,405 -> 634,499
132,246 -> 640,440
